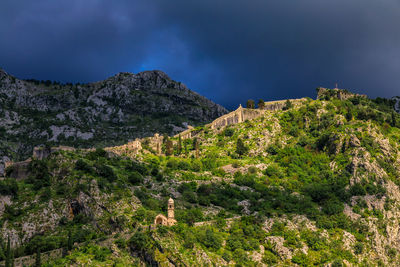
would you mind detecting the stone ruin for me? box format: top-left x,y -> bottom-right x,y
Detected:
147,133 -> 164,154
317,87 -> 367,100
1,146 -> 76,179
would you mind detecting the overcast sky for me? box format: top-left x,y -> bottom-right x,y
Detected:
1,0 -> 400,109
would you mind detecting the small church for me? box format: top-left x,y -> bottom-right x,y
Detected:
154,198 -> 177,226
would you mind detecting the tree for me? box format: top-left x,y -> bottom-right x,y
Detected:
192,138 -> 198,151
166,138 -> 173,156
67,229 -> 73,251
184,140 -> 188,157
391,111 -> 397,127
5,236 -> 11,267
35,248 -> 41,267
346,107 -> 353,121
283,99 -> 293,110
246,99 -> 255,109
236,138 -> 249,156
195,139 -> 200,158
177,135 -> 182,155
258,99 -> 265,109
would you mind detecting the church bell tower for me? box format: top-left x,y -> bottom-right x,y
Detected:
168,198 -> 174,219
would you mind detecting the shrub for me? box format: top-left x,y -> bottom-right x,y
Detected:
183,231 -> 196,249
354,242 -> 364,254
96,164 -> 117,182
183,191 -> 197,203
128,171 -> 143,185
27,159 -> 51,190
87,148 -> 107,160
223,128 -> 235,137
291,251 -> 310,266
177,160 -> 191,170
234,174 -> 255,187
262,250 -> 278,265
128,161 -> 149,175
266,144 -> 279,155
197,228 -> 223,250
222,250 -> 232,262
232,248 -> 249,265
248,166 -> 258,174
236,138 -> 249,156
129,231 -> 153,253
322,199 -> 344,215
190,160 -> 203,172
232,161 -> 240,168
350,183 -> 366,196
0,179 -> 18,197
75,159 -> 92,173
112,237 -> 126,249
166,158 -> 179,170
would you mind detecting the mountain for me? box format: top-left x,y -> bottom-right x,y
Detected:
0,68 -> 227,170
2,88 -> 400,266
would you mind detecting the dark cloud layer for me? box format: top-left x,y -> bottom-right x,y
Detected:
1,0 -> 400,109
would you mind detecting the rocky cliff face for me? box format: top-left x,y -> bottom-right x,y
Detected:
0,69 -> 227,166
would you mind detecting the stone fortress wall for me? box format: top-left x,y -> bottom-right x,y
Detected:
205,98 -> 306,131
1,98 -> 306,173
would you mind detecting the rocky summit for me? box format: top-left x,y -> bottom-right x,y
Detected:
0,69 -> 227,169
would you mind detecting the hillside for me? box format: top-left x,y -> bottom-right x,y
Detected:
1,88 -> 400,266
0,68 -> 227,172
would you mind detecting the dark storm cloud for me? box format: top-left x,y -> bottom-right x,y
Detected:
1,0 -> 400,108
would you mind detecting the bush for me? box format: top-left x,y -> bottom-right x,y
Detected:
197,228 -> 223,250
190,160 -> 203,172
223,128 -> 235,137
266,144 -> 279,155
247,166 -> 258,174
262,250 -> 278,265
222,250 -> 232,262
234,174 -> 255,187
96,164 -> 117,182
27,159 -> 51,190
128,171 -> 143,185
128,161 -> 149,175
177,160 -> 191,170
183,231 -> 196,249
87,148 -> 107,160
75,159 -> 92,173
322,199 -> 344,215
129,231 -> 152,253
236,138 -> 249,156
183,191 -> 197,203
166,158 -> 179,170
232,248 -> 249,265
291,251 -> 310,266
354,242 -> 364,254
350,184 -> 366,196
0,179 -> 18,197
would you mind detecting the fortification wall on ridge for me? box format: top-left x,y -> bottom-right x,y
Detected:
317,88 -> 367,100
261,98 -> 307,111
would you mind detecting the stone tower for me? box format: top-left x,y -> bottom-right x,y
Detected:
168,198 -> 174,219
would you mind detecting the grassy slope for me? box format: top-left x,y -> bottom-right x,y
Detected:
1,93 -> 400,266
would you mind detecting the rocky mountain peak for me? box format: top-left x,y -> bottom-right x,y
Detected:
0,68 -> 228,163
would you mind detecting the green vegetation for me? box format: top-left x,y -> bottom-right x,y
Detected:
2,91 -> 400,265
